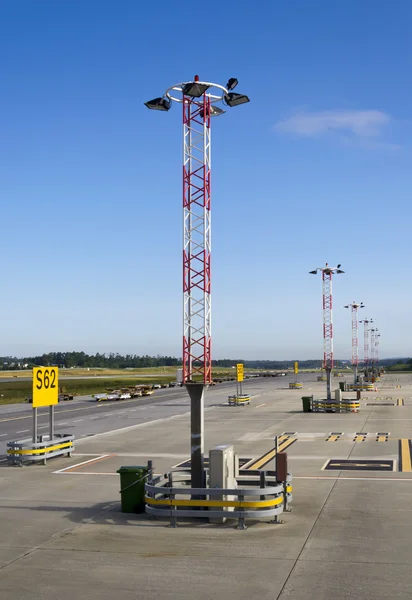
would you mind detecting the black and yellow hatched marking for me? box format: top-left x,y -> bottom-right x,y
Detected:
376,432 -> 389,442
399,439 -> 412,472
397,398 -> 404,406
244,436 -> 297,470
353,433 -> 367,442
324,459 -> 394,472
326,432 -> 342,442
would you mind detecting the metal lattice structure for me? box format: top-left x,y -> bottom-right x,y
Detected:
360,318 -> 372,367
322,271 -> 334,371
183,94 -> 212,384
310,263 -> 344,401
145,76 -> 249,390
344,301 -> 364,384
370,328 -> 376,366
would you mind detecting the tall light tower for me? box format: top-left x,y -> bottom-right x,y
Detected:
145,76 -> 249,489
370,327 -> 376,370
375,332 -> 381,368
360,318 -> 373,375
344,301 -> 364,385
309,263 -> 345,401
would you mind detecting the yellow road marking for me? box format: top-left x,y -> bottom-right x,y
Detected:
326,434 -> 340,442
397,398 -> 404,406
377,435 -> 387,442
399,439 -> 412,472
354,434 -> 367,442
246,437 -> 296,470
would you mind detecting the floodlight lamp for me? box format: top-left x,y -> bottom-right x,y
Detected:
309,270 -> 318,275
223,92 -> 250,107
144,97 -> 171,111
226,78 -> 238,91
182,82 -> 210,97
337,264 -> 341,268
344,305 -> 349,308
336,269 -> 345,274
200,105 -> 226,118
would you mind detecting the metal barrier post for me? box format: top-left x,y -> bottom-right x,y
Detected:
49,405 -> 54,441
236,493 -> 247,530
32,408 -> 37,444
168,471 -> 177,528
260,471 -> 266,502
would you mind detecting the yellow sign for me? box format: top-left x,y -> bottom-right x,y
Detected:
236,363 -> 244,382
32,367 -> 59,408
294,362 -> 299,374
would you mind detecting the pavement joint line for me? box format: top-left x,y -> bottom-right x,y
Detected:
53,454 -> 116,474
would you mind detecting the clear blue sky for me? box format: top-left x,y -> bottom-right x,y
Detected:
1,1 -> 411,359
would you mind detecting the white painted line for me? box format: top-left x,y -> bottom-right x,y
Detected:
74,419 -> 83,423
295,476 -> 412,482
55,472 -> 117,476
59,422 -> 68,425
255,403 -> 266,408
53,454 -> 112,474
0,433 -> 7,437
16,429 -> 29,434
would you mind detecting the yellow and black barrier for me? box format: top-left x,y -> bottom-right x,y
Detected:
289,382 -> 303,389
7,434 -> 74,465
228,395 -> 250,406
145,470 -> 293,529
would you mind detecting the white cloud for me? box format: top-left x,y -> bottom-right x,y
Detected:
275,109 -> 391,138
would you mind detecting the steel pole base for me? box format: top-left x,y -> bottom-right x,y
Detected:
185,383 -> 208,495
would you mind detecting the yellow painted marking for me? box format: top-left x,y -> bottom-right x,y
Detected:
354,435 -> 367,442
400,439 -> 412,472
246,437 -> 296,470
397,398 -> 404,406
145,496 -> 284,509
7,441 -> 73,455
377,435 -> 387,443
326,434 -> 340,442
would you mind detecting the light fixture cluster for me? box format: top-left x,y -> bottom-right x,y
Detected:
144,76 -> 250,113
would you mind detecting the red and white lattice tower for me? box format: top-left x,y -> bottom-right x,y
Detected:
360,318 -> 372,370
370,327 -> 376,367
310,263 -> 344,401
182,92 -> 212,384
322,270 -> 334,372
344,301 -> 364,384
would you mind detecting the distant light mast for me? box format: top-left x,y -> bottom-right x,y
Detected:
309,263 -> 345,402
344,301 -> 364,385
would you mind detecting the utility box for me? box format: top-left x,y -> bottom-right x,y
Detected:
335,388 -> 342,403
209,444 -> 236,523
176,369 -> 183,384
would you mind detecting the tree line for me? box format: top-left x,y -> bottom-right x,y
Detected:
0,352 -> 409,370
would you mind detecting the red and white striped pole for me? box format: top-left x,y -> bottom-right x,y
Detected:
344,301 -> 364,385
310,263 -> 344,401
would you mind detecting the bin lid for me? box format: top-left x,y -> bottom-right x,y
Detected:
116,466 -> 147,474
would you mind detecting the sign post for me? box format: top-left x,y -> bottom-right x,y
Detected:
32,367 -> 59,443
236,363 -> 244,397
294,361 -> 299,385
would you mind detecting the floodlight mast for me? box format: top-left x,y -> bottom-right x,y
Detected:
344,301 -> 364,385
310,263 -> 344,401
360,318 -> 373,376
145,75 -> 249,491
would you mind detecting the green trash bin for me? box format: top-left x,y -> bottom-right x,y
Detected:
302,396 -> 312,413
339,381 -> 345,392
117,466 -> 148,514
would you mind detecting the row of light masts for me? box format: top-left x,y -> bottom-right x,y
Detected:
310,264 -> 382,399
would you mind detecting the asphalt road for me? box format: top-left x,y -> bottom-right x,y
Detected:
0,374 -> 317,455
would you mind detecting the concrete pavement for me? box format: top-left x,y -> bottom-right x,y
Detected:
0,372 -> 411,599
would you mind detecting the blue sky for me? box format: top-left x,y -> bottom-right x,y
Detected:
1,1 -> 411,359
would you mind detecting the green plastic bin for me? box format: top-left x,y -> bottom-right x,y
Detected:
117,465 -> 148,513
302,396 -> 312,413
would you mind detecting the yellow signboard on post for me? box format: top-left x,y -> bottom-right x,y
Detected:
32,367 -> 59,408
294,362 -> 299,374
236,363 -> 244,382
